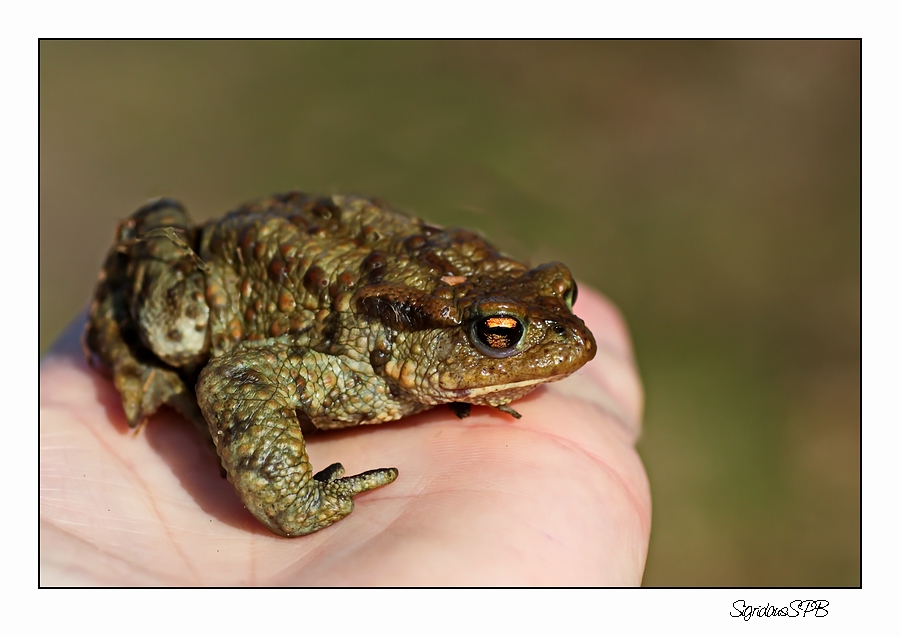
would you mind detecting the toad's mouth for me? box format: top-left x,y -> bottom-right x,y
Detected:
444,373 -> 572,398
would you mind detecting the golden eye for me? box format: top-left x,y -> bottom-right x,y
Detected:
564,281 -> 578,310
473,315 -> 524,357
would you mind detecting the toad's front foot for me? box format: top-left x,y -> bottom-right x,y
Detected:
196,341 -> 402,536
232,462 -> 399,537
267,464 -> 399,537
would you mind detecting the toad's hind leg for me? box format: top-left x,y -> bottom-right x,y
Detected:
84,198 -> 210,433
196,341 -> 399,536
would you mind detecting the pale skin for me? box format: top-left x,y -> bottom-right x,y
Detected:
40,287 -> 650,585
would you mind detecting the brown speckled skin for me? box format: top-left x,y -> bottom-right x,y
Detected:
85,192 -> 596,536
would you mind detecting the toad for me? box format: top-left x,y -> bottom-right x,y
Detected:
84,192 -> 595,536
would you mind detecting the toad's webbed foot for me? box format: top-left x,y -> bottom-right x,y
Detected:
196,340 -> 400,536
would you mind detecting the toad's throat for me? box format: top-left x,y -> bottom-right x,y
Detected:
444,373 -> 572,399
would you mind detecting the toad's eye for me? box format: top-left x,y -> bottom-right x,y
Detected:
472,315 -> 525,358
564,281 -> 578,310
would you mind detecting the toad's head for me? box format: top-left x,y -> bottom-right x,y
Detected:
355,261 -> 595,408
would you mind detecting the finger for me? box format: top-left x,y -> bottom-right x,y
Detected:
556,285 -> 645,438
574,286 -> 636,362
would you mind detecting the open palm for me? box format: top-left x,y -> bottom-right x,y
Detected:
40,287 -> 650,585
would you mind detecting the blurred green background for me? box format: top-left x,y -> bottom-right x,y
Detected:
39,40 -> 860,586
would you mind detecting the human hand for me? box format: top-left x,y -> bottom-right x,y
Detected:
40,286 -> 649,585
